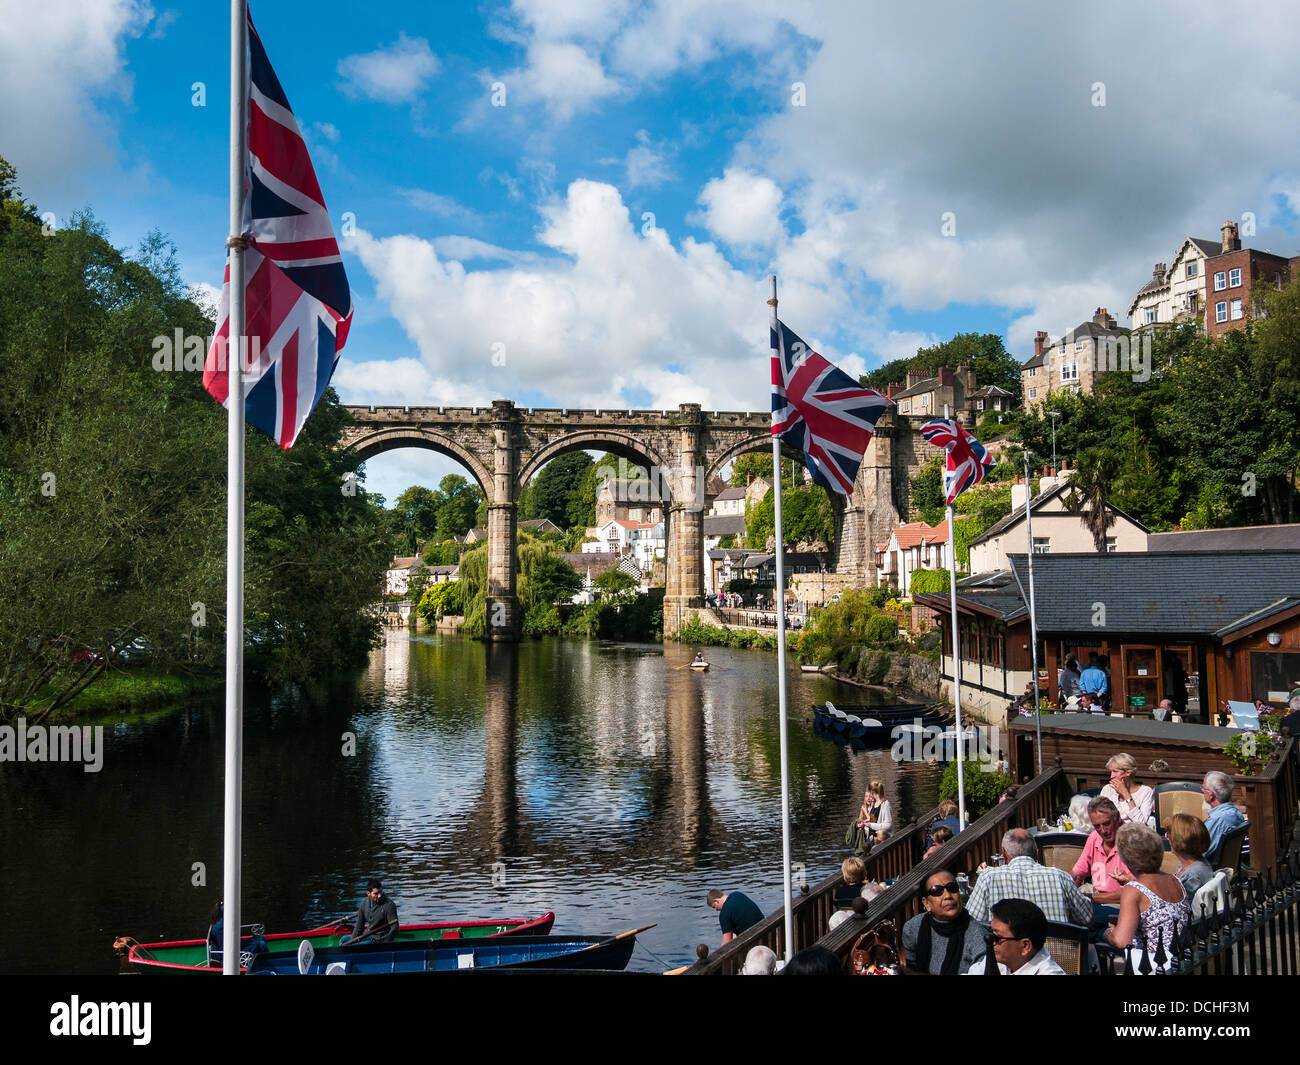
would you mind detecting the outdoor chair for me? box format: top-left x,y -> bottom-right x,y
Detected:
1215,822 -> 1250,875
1155,782 -> 1204,831
1042,920 -> 1091,975
1034,832 -> 1085,874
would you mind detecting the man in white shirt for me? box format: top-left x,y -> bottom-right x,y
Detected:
967,899 -> 1066,975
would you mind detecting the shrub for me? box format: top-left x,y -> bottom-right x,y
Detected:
864,614 -> 898,644
939,760 -> 1012,819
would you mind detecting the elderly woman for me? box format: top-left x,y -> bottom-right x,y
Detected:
1104,823 -> 1190,966
1100,753 -> 1155,826
741,945 -> 778,975
1065,794 -> 1093,832
1167,813 -> 1215,898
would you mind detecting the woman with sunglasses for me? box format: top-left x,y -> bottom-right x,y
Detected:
901,870 -> 988,975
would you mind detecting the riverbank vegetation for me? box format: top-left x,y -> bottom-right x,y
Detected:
0,159 -> 391,720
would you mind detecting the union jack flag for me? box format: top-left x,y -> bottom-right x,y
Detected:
204,9 -> 353,450
771,320 -> 894,495
920,418 -> 995,504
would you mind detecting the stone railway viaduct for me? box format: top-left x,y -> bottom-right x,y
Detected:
340,400 -> 945,640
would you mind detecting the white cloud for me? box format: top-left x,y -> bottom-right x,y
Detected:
185,281 -> 222,321
624,130 -> 673,189
342,181 -> 784,413
337,34 -> 441,104
0,0 -> 152,203
398,187 -> 482,224
312,122 -> 341,144
506,41 -> 621,120
695,169 -> 785,251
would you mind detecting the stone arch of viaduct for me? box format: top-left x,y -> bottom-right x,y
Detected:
339,399 -> 939,640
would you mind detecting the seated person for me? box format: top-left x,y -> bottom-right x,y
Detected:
901,870 -> 989,976
924,825 -> 954,858
342,880 -> 399,944
833,856 -> 867,908
1201,771 -> 1247,866
1099,753 -> 1155,826
1070,797 -> 1134,937
1167,813 -> 1214,898
966,898 -> 1066,975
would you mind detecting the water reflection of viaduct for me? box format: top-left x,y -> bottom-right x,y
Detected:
341,401 -> 930,640
450,646 -> 935,863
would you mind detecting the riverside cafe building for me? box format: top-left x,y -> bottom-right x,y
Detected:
914,550 -> 1300,727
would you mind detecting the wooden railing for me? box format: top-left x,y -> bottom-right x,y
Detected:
687,766 -> 1073,974
684,804 -> 941,974
812,767 -> 1071,966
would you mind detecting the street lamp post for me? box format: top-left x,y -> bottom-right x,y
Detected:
1044,410 -> 1061,472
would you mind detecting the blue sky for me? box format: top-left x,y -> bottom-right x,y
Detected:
5,1 -> 1300,503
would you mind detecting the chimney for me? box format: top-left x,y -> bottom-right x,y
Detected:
1222,220 -> 1240,254
1011,479 -> 1027,511
1033,330 -> 1048,357
886,382 -> 900,399
906,369 -> 926,387
938,366 -> 954,387
1153,262 -> 1166,280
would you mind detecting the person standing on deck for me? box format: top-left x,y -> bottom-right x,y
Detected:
1080,653 -> 1108,702
707,889 -> 763,946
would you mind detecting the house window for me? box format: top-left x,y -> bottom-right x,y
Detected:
1073,341 -> 1083,352
1029,387 -> 1037,399
976,399 -> 985,411
1060,361 -> 1078,383
1216,301 -> 1228,323
1214,271 -> 1227,291
1186,261 -> 1199,278
1032,537 -> 1051,554
1229,268 -> 1242,287
1144,307 -> 1156,324
1230,298 -> 1243,320
1104,537 -> 1117,553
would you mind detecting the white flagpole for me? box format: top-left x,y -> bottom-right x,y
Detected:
769,275 -> 795,961
943,404 -> 967,830
222,0 -> 248,975
1024,451 -> 1042,773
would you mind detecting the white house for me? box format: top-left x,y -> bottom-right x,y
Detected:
875,520 -> 954,595
1128,235 -> 1222,331
966,470 -> 1149,573
385,556 -> 422,597
583,519 -> 664,569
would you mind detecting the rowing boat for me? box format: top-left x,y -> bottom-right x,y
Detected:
248,927 -> 652,974
118,912 -> 556,975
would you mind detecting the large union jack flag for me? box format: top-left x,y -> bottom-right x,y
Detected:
920,417 -> 995,504
204,9 -> 353,450
771,320 -> 894,495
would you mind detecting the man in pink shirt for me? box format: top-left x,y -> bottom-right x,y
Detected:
1071,796 -> 1133,938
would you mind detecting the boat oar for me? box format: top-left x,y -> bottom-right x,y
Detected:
340,916 -> 398,945
299,912 -> 359,936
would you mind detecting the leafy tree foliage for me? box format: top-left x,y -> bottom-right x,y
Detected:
745,483 -> 834,548
524,451 -> 592,529
0,169 -> 389,714
861,332 -> 1021,400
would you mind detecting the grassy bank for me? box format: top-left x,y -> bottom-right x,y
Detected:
35,667 -> 222,720
675,617 -> 779,650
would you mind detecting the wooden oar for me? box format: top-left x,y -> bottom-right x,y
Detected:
342,916 -> 398,945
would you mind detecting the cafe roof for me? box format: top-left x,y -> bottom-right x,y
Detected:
1007,551 -> 1300,637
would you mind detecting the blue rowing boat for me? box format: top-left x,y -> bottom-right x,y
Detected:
248,928 -> 652,974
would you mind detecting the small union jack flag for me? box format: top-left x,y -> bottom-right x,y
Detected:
204,8 -> 353,449
920,418 -> 995,504
771,320 -> 894,495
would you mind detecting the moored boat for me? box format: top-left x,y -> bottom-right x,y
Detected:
117,912 -> 556,975
812,701 -> 952,741
248,927 -> 652,974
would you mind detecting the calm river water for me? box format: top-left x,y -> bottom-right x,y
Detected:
0,631 -> 942,974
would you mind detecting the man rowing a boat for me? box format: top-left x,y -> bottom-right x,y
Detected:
342,880 -> 399,944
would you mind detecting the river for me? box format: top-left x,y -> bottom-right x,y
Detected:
0,630 -> 942,973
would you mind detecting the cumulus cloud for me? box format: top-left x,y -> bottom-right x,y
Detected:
0,0 -> 152,203
624,130 -> 673,189
337,34 -> 441,104
342,181 -> 795,412
695,168 -> 785,252
505,41 -> 621,120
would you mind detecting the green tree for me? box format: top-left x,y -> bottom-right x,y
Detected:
594,567 -> 639,605
433,474 -> 482,539
526,451 -> 592,529
1061,447 -> 1121,551
909,455 -> 946,524
861,332 -> 1021,400
728,452 -> 773,487
745,484 -> 834,548
393,485 -> 440,552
